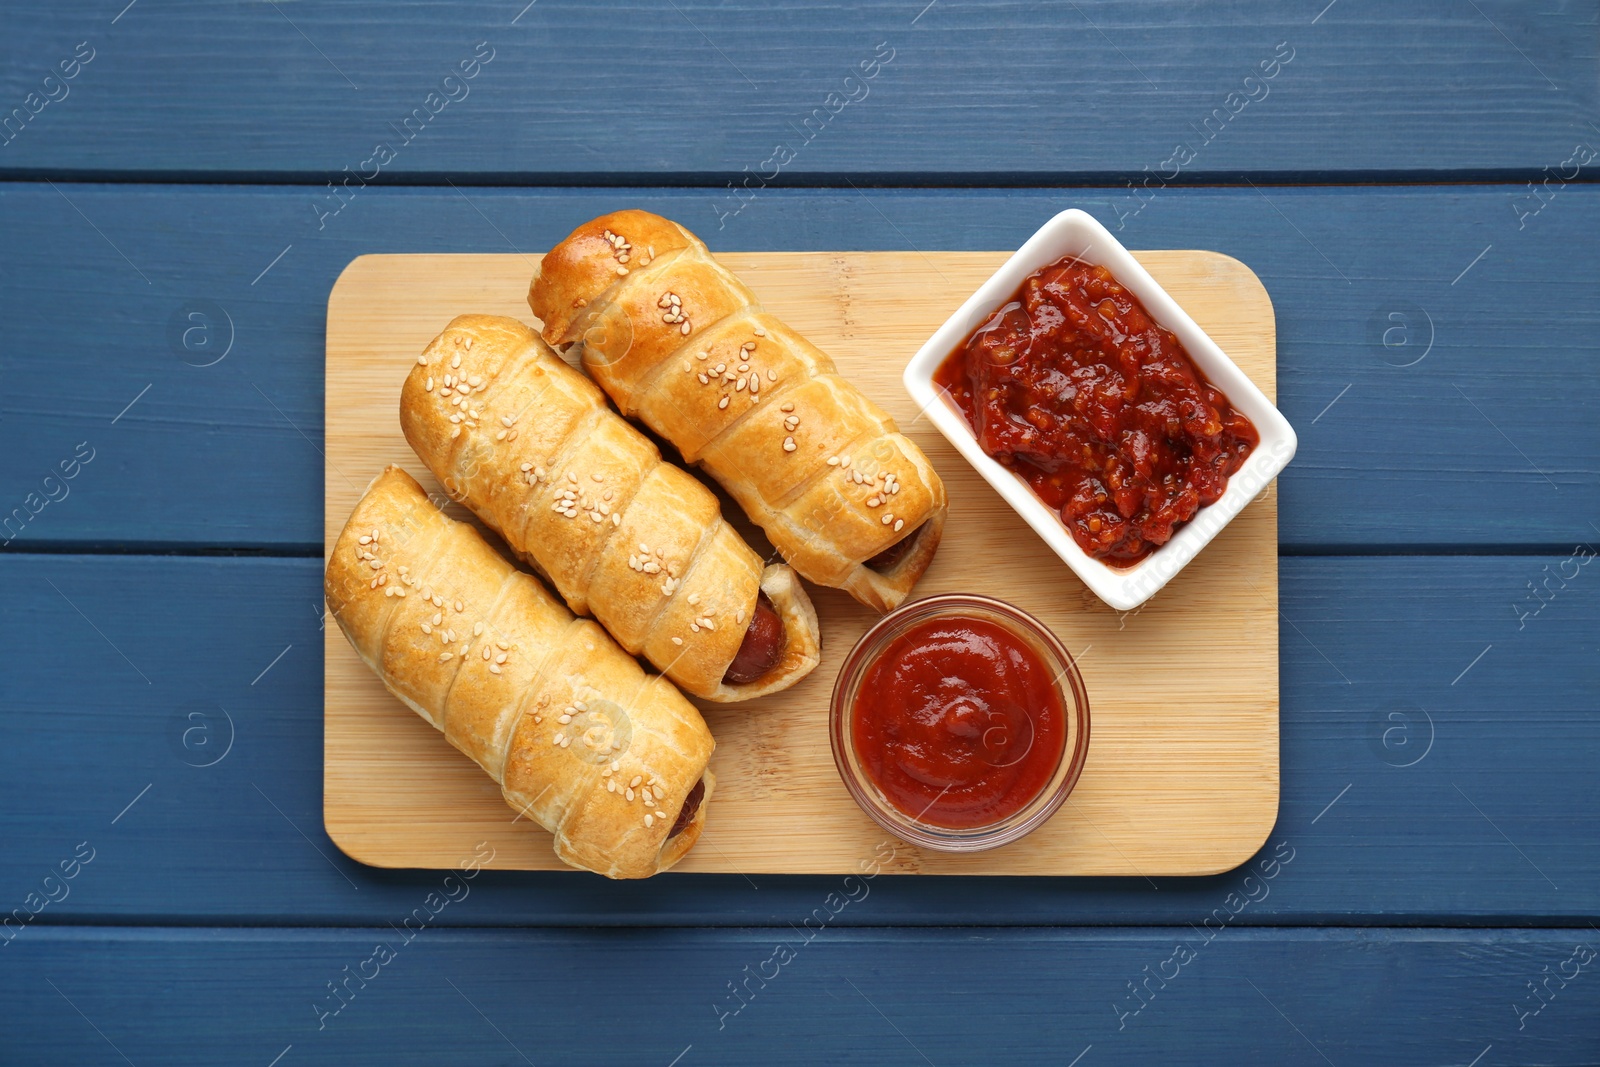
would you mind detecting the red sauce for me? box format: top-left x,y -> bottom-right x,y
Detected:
934,257 -> 1259,566
851,615 -> 1066,829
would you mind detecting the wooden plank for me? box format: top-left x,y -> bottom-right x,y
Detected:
323,250 -> 1281,876
3,553 -> 1594,922
3,927 -> 1596,1064
0,183 -> 1594,550
1,2 -> 1593,179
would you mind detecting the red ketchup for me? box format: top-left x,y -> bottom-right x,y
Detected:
851,615 -> 1067,829
934,256 -> 1259,566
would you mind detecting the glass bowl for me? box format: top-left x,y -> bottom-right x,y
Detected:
829,593 -> 1090,852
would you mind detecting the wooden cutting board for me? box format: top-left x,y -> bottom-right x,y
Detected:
324,250 -> 1280,876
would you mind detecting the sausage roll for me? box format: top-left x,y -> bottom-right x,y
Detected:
400,314 -> 821,701
528,210 -> 948,613
325,465 -> 715,880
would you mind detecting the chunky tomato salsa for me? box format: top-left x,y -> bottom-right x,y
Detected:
935,257 -> 1258,566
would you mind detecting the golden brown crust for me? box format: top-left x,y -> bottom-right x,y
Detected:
530,211 -> 948,611
529,210 -> 703,347
325,466 -> 714,878
400,314 -> 820,700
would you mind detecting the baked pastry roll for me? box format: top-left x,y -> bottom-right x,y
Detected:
528,210 -> 948,612
324,465 -> 714,880
400,314 -> 821,701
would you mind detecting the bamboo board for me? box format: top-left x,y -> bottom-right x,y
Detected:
325,250 -> 1280,876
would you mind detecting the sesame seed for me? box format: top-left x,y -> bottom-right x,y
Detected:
488,664 -> 501,675
454,600 -> 463,612
450,426 -> 461,439
451,354 -> 461,369
671,636 -> 683,646
754,325 -> 767,337
644,814 -> 654,828
767,369 -> 777,381
497,640 -> 509,650
781,403 -> 794,413
630,775 -> 643,787
464,337 -> 473,350
867,496 -> 881,507
612,512 -> 622,526
439,652 -> 454,662
783,437 -> 796,452
482,646 -> 492,661
626,787 -> 636,801
717,396 -> 729,409
882,513 -> 894,525
425,377 -> 434,392
616,266 -> 628,276
895,519 -> 905,531
567,472 -> 578,484
827,456 -> 839,466
358,535 -> 372,545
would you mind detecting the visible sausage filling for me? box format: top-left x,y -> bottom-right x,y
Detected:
667,778 -> 706,839
867,523 -> 922,573
722,592 -> 785,686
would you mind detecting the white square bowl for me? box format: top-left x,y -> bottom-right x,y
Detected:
903,208 -> 1297,611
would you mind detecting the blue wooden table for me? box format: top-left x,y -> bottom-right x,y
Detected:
3,2 -> 1597,1063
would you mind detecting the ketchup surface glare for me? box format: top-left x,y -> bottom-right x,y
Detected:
934,256 -> 1259,566
850,615 -> 1067,830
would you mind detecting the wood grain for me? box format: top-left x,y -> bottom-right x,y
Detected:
324,250 -> 1280,875
3,184 -> 1595,552
2,1 -> 1593,180
6,551 -> 1595,922
5,927 -> 1596,1066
